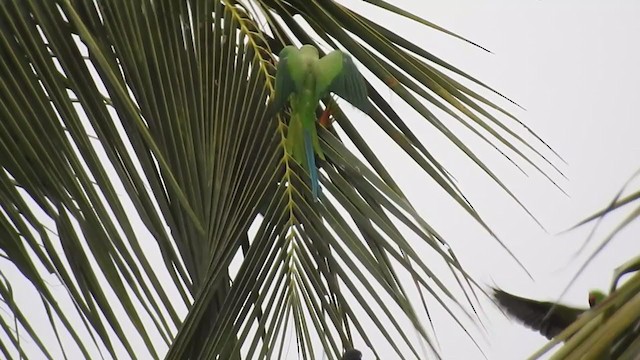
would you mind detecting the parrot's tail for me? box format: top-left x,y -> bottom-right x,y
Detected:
303,129 -> 319,201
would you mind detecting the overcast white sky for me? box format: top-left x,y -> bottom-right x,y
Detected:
339,1 -> 640,359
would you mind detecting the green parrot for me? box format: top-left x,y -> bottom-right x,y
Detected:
269,44 -> 369,201
492,287 -> 606,340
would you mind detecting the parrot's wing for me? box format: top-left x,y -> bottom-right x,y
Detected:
315,50 -> 370,113
267,46 -> 298,116
316,50 -> 371,113
314,50 -> 343,93
269,56 -> 295,113
492,288 -> 586,340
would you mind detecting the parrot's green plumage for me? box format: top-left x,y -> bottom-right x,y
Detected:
270,45 -> 369,201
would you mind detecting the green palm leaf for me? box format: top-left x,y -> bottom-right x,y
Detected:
0,1 -> 560,359
531,169 -> 640,359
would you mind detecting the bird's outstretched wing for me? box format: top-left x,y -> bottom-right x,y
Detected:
492,288 -> 586,340
315,50 -> 370,113
267,46 -> 297,116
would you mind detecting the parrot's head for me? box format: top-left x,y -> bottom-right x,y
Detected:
588,289 -> 606,308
